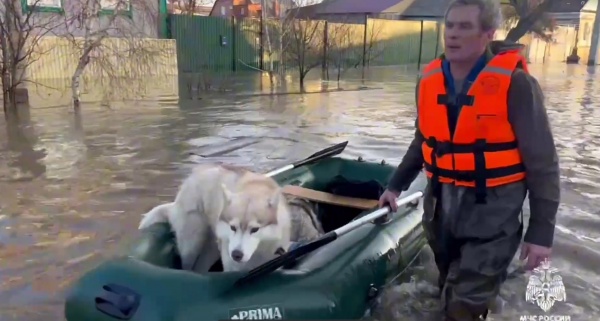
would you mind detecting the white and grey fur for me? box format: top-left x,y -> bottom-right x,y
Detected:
285,196 -> 324,243
138,163 -> 323,273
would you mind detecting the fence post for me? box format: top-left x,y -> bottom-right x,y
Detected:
322,21 -> 328,78
232,16 -> 237,72
417,20 -> 424,70
259,15 -> 264,70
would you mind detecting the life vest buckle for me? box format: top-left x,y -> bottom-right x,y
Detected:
426,137 -> 452,157
436,94 -> 475,107
436,142 -> 452,157
473,139 -> 486,151
454,171 -> 476,182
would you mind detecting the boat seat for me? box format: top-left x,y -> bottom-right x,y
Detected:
281,185 -> 379,210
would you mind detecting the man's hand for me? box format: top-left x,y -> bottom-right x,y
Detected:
519,242 -> 552,270
378,189 -> 401,212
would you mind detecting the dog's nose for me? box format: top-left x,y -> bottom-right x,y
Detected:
231,249 -> 244,262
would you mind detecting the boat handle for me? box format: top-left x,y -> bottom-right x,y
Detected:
95,283 -> 141,320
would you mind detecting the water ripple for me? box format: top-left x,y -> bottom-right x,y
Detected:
0,64 -> 599,320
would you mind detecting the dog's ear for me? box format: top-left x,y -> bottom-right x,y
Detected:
221,183 -> 233,205
268,192 -> 280,208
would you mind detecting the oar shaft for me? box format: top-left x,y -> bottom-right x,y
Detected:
265,164 -> 294,177
334,191 -> 424,236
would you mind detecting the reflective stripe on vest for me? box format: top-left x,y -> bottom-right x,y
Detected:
417,51 -> 527,203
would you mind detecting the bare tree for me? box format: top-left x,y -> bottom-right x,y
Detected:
235,0 -> 315,90
361,20 -> 384,72
503,0 -> 559,42
260,0 -> 302,88
284,15 -> 325,90
0,0 -> 60,114
326,19 -> 383,87
259,13 -> 286,87
232,0 -> 296,88
61,0 -> 169,109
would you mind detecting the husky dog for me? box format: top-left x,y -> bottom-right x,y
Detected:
138,163 -> 323,272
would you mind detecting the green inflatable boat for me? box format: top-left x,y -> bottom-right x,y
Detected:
64,142 -> 428,321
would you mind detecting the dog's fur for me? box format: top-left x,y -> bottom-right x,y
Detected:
138,163 -> 323,272
285,196 -> 324,243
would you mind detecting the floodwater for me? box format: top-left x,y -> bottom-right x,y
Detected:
0,64 -> 599,321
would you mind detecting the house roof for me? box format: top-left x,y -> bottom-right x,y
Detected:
316,0 -> 405,14
582,0 -> 597,12
292,0 -> 452,18
393,0 -> 452,18
293,0 -> 592,19
548,0 -> 588,12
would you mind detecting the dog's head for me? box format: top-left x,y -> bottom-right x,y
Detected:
215,184 -> 284,264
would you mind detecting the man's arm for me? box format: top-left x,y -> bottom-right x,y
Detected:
387,78 -> 425,192
508,69 -> 560,248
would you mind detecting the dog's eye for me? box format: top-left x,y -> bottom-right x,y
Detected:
230,225 -> 236,232
249,227 -> 259,234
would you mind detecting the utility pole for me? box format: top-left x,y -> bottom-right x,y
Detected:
587,0 -> 600,65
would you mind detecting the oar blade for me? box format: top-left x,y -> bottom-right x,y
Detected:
293,141 -> 348,167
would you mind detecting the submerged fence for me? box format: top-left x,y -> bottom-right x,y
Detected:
169,14 -> 589,75
168,15 -> 444,74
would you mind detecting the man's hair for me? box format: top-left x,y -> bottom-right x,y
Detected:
444,0 -> 503,32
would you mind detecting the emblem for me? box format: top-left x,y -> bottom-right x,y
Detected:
525,259 -> 566,312
480,76 -> 500,95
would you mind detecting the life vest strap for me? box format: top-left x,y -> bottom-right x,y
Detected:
473,138 -> 487,204
424,137 -> 524,204
423,163 -> 526,182
437,94 -> 475,106
425,138 -> 518,157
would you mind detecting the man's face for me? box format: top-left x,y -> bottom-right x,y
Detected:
443,5 -> 494,62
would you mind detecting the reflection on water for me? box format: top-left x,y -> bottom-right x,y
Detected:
2,110 -> 47,182
1,64 -> 600,320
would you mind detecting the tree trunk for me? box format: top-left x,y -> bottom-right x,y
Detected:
71,73 -> 82,110
71,57 -> 89,110
2,71 -> 9,114
268,70 -> 274,87
2,71 -> 17,113
299,68 -> 305,91
3,90 -> 10,114
261,0 -> 277,88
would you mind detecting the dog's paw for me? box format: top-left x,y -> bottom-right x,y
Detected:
286,241 -> 306,252
274,247 -> 286,256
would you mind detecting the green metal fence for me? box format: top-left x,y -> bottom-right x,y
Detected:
170,15 -> 443,74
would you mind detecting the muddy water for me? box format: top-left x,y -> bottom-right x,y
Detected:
0,65 -> 598,321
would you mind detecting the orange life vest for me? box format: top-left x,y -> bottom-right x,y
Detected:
418,51 -> 527,203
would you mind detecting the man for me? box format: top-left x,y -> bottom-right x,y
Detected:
378,0 -> 560,320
